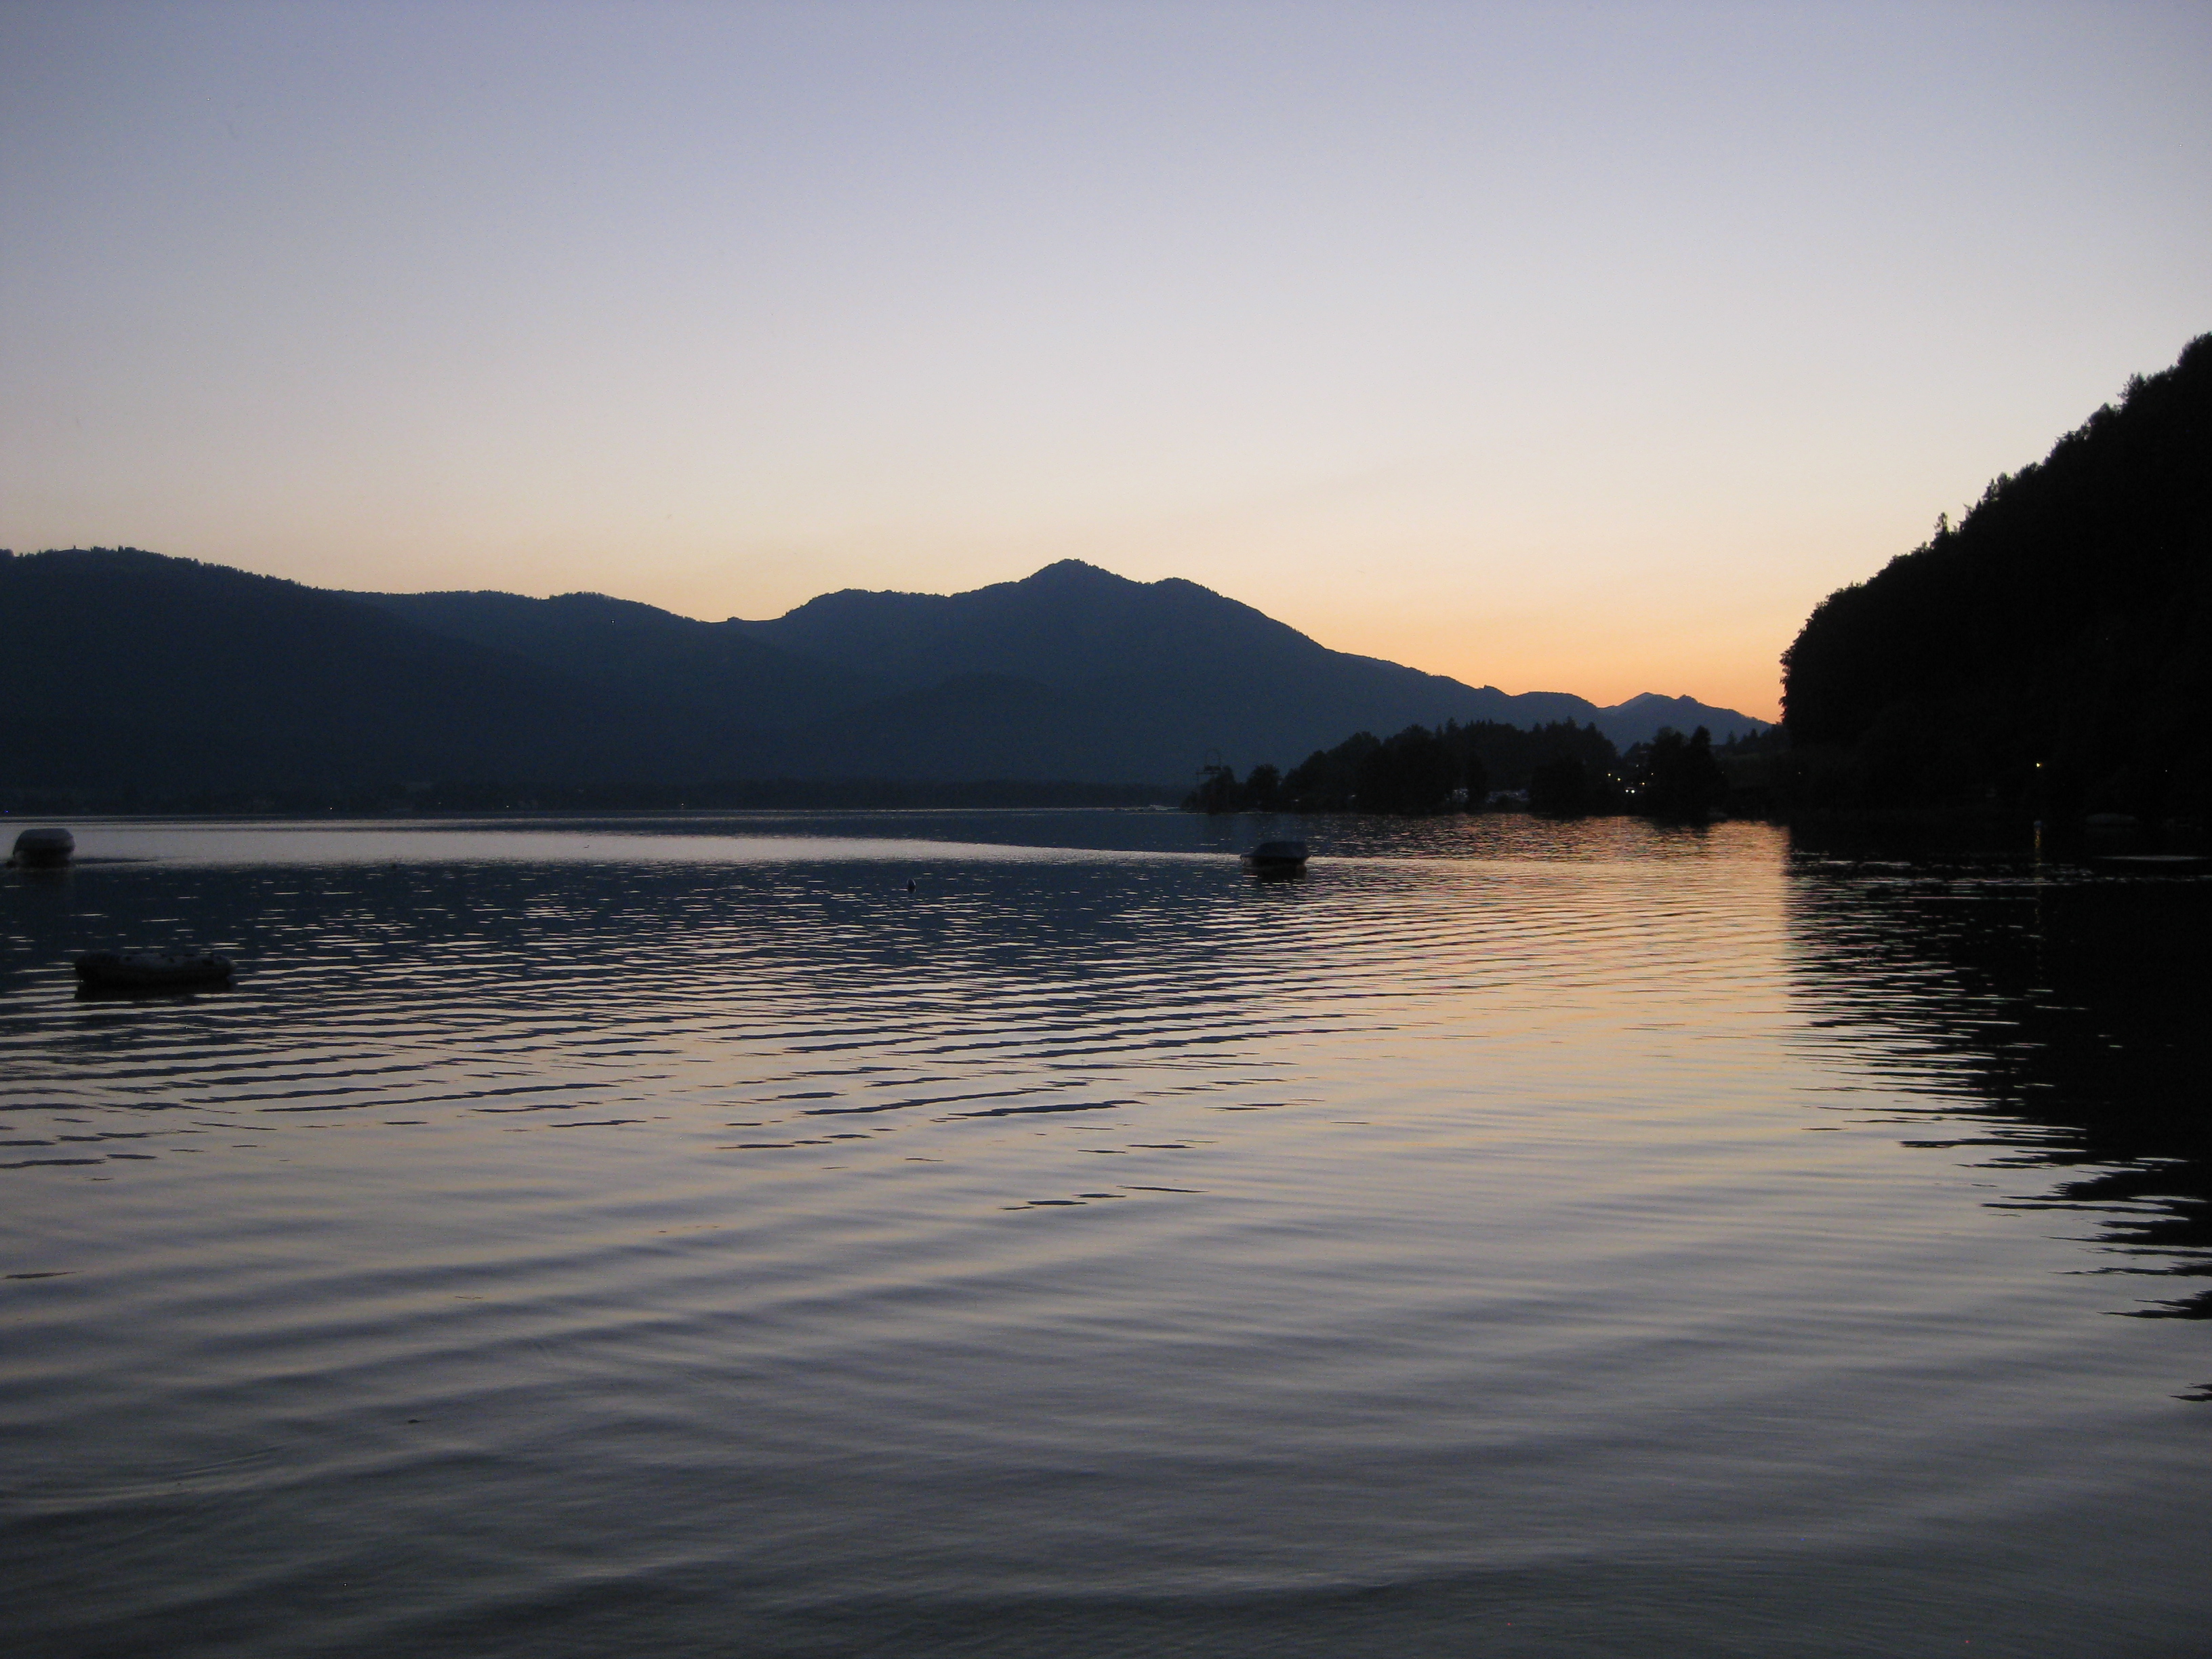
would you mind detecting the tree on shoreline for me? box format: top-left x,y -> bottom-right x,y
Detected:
1184,719 -> 1620,815
1629,726 -> 1728,819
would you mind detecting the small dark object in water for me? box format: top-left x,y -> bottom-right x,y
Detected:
74,949 -> 234,990
11,827 -> 74,867
1242,840 -> 1309,874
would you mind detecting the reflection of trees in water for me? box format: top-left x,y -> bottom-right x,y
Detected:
1788,852 -> 2212,1393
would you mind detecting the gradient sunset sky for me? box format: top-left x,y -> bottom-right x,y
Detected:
5,2 -> 2207,718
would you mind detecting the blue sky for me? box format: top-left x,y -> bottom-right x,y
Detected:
5,1 -> 2207,714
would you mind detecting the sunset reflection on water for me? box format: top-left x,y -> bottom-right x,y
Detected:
1,814 -> 2203,1657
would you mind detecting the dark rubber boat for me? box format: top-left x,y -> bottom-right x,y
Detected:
11,827 -> 75,868
1241,839 -> 1310,874
74,949 -> 234,990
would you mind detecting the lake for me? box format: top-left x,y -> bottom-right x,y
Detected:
2,811 -> 2205,1657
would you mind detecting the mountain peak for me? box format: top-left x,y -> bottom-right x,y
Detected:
1022,558 -> 1122,582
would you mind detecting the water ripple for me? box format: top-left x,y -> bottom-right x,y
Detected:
1,817 -> 2206,1656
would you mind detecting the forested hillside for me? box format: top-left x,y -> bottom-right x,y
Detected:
1783,334 -> 2212,819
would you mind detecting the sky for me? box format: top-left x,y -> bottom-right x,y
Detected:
3,2 -> 2208,718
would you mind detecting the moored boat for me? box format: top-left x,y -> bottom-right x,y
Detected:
11,827 -> 75,867
1241,839 -> 1310,873
74,949 -> 234,990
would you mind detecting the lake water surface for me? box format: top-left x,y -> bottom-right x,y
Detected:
3,812 -> 2206,1656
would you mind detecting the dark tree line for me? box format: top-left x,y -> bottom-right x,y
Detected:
1633,726 -> 1730,819
1781,333 -> 2212,823
1185,718 -> 1734,819
1189,719 -> 1613,815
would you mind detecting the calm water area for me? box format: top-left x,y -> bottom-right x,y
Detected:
2,811 -> 2207,1657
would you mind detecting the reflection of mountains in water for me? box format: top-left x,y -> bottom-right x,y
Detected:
1788,843 -> 2212,1386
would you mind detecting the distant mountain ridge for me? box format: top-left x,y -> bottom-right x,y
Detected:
2,548 -> 1765,799
365,558 -> 1765,765
0,549 -> 744,795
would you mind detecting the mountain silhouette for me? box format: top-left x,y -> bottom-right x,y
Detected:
0,549 -> 767,794
354,587 -> 880,729
4,548 -> 1765,800
1597,692 -> 1769,748
371,558 -> 1765,776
